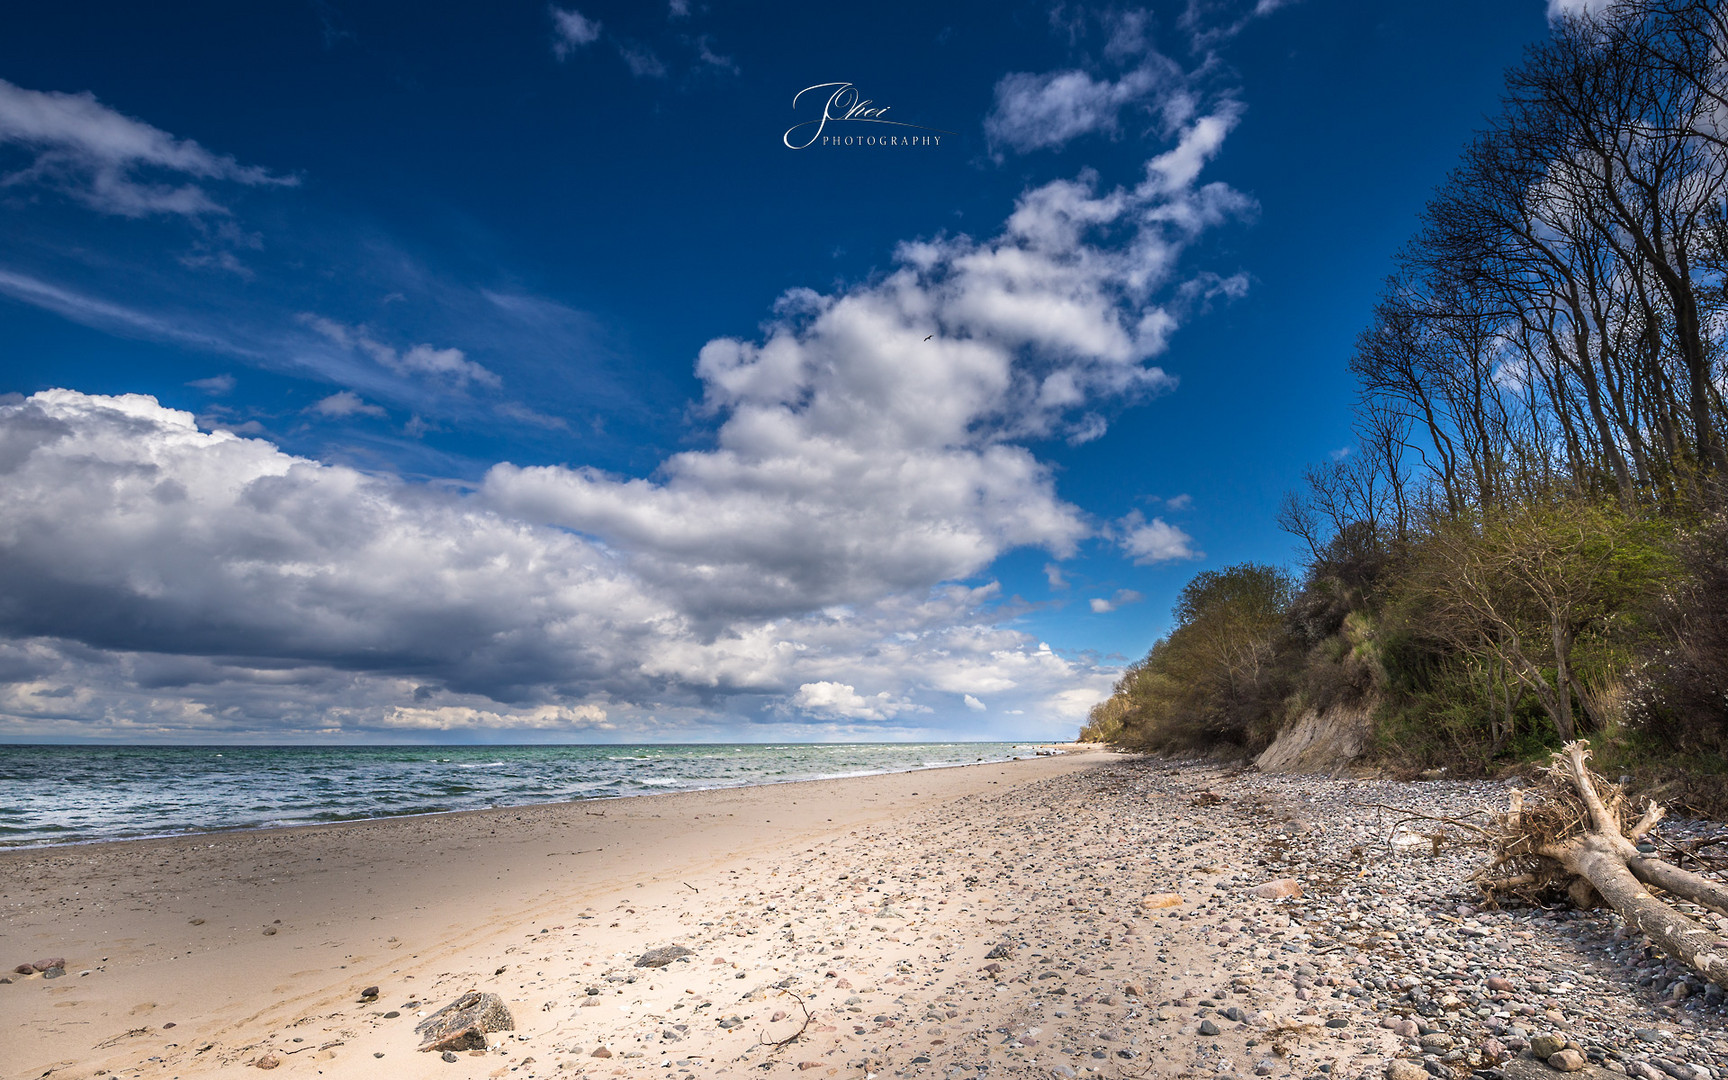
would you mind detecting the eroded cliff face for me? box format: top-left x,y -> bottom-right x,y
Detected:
1254,698 -> 1378,776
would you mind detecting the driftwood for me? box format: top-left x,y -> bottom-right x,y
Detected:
1476,741 -> 1728,988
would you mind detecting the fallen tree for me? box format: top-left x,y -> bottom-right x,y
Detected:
1476,740 -> 1728,988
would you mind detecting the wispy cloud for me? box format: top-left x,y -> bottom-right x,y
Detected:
617,43 -> 669,79
301,315 -> 502,390
1088,588 -> 1144,613
0,267 -> 253,355
310,390 -> 386,418
0,78 -> 295,219
549,6 -> 602,59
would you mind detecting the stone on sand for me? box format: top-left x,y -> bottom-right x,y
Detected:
634,945 -> 695,968
415,991 -> 514,1053
1250,878 -> 1302,900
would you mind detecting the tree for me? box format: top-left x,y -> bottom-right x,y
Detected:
1414,499 -> 1670,741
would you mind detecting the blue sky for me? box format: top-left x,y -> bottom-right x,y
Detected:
0,0 -> 1583,742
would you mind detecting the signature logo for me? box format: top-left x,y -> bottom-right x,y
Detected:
783,82 -> 955,150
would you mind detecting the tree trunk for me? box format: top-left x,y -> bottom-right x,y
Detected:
1490,742 -> 1728,990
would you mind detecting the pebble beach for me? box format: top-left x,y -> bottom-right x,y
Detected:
4,749 -> 1726,1079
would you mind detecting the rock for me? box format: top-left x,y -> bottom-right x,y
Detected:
1325,1017 -> 1349,1028
1529,1034 -> 1566,1059
254,1054 -> 280,1070
1480,1037 -> 1507,1063
590,1047 -> 612,1058
359,985 -> 380,1001
1419,1033 -> 1455,1051
1391,1019 -> 1419,1037
414,991 -> 515,1053
985,943 -> 1015,960
1142,893 -> 1184,909
32,958 -> 64,972
262,926 -> 276,936
1548,1050 -> 1588,1073
1386,1061 -> 1428,1080
1486,977 -> 1515,992
1500,1055 -> 1620,1080
1199,1020 -> 1221,1036
42,967 -> 64,980
12,964 -> 32,975
1250,878 -> 1303,900
799,1063 -> 823,1071
441,1051 -> 459,1063
634,945 -> 694,968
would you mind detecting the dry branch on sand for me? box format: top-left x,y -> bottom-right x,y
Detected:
1475,740 -> 1728,987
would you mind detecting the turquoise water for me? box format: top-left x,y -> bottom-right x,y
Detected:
0,742 -> 1035,848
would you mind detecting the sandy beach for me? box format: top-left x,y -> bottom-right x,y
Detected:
5,750 -> 1727,1080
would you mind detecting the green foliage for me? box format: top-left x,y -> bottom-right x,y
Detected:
1082,563 -> 1294,754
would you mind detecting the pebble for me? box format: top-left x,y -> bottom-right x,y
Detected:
1549,1049 -> 1588,1072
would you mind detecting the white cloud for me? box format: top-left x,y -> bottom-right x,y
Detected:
1088,589 -> 1144,613
0,77 -> 295,219
1163,492 -> 1192,510
311,390 -> 386,418
0,391 -> 1114,739
985,65 -> 1172,154
0,65 -> 1247,740
186,374 -> 235,395
669,0 -> 690,16
301,315 -> 501,390
790,681 -> 920,721
1119,511 -> 1200,563
485,118 -> 1249,620
550,7 -> 602,59
618,44 -> 668,78
1044,562 -> 1068,589
963,694 -> 986,711
0,268 -> 253,356
1180,0 -> 1301,51
1546,0 -> 1616,18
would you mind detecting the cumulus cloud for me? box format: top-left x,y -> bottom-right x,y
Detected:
550,7 -> 602,59
789,681 -> 919,721
0,391 -> 1114,739
963,694 -> 987,711
1119,511 -> 1200,563
485,114 -> 1249,620
0,77 -> 295,218
0,56 -> 1250,739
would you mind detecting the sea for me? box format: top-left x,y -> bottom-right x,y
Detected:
0,742 -> 1043,848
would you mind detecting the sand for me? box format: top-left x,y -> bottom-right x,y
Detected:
2,748 -> 1339,1079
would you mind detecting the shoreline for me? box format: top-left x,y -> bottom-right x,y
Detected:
0,741 -> 1083,852
1,747 -> 1109,1077
8,750 -> 1716,1080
